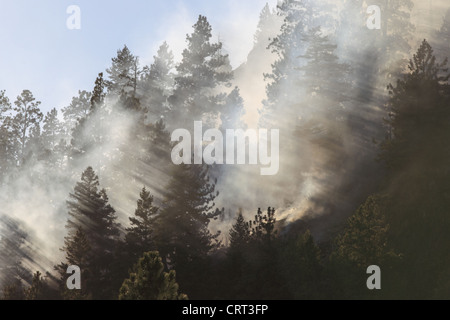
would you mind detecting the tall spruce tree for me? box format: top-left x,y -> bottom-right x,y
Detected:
156,164 -> 222,298
42,108 -> 63,151
379,40 -> 450,298
140,42 -> 175,123
106,45 -> 139,98
90,73 -> 106,110
169,15 -> 233,128
59,167 -> 120,299
0,216 -> 32,292
125,187 -> 159,263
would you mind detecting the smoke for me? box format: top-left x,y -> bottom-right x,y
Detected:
0,0 -> 448,287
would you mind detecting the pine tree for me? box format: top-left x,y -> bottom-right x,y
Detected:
140,42 -> 175,123
60,167 -> 120,299
169,15 -> 233,128
220,87 -> 245,130
0,91 -> 13,179
382,39 -> 450,171
62,90 -> 92,134
0,216 -> 32,292
261,0 -> 315,127
119,251 -> 187,300
432,9 -> 450,63
328,195 -> 397,299
55,227 -> 91,300
254,3 -> 277,46
125,187 -> 159,262
229,211 -> 250,249
332,195 -> 396,269
42,108 -> 63,151
106,45 -> 139,97
24,271 -> 46,300
70,74 -> 109,156
1,280 -> 25,300
249,207 -> 277,243
224,208 -> 282,299
379,40 -> 450,298
90,73 -> 106,110
10,90 -> 43,166
280,230 -> 322,299
156,164 -> 221,298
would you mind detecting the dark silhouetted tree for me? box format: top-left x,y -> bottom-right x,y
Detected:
59,167 -> 120,299
125,187 -> 159,263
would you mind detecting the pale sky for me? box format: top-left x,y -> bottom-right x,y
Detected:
0,0 -> 278,113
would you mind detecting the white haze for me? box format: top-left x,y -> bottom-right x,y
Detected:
1,0 -> 449,285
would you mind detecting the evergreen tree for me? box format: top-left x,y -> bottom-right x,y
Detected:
10,90 -> 43,166
24,271 -> 46,300
106,45 -> 139,97
156,164 -> 222,298
62,90 -> 92,133
56,227 -> 91,300
119,251 -> 187,300
254,3 -> 278,46
0,91 -> 14,179
280,230 -> 322,299
249,207 -> 277,243
169,15 -> 233,128
228,211 -> 251,249
0,216 -> 32,290
1,280 -> 25,300
379,40 -> 450,298
90,73 -> 106,110
59,167 -> 120,299
42,108 -> 63,151
432,9 -> 450,63
220,87 -> 245,130
223,208 -> 283,299
140,42 -> 175,123
125,187 -> 159,262
332,195 -> 396,269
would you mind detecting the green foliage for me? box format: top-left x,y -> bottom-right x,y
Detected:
119,251 -> 187,300
140,42 -> 174,123
62,90 -> 92,133
126,187 -> 159,262
228,211 -> 250,249
380,40 -> 450,298
156,164 -> 221,298
0,216 -> 32,290
24,271 -> 45,300
332,195 -> 397,269
91,73 -> 106,110
1,280 -> 25,300
42,108 -> 63,151
169,15 -> 233,127
280,230 -> 322,299
58,167 -> 120,299
10,90 -> 43,165
106,45 -> 139,97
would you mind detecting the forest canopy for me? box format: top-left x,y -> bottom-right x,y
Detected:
0,0 -> 450,300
